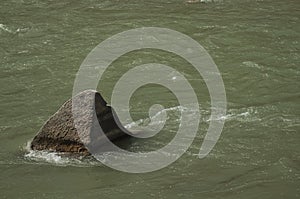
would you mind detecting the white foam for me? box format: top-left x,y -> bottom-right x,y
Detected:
0,24 -> 13,33
23,141 -> 100,167
124,105 -> 197,129
25,150 -> 69,165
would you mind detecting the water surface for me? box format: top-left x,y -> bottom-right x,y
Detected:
0,0 -> 299,198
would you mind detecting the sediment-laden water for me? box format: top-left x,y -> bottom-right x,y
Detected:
0,0 -> 299,198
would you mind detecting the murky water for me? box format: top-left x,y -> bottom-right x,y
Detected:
0,0 -> 299,198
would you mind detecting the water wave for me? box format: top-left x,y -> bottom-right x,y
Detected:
23,105 -> 273,166
23,142 -> 101,167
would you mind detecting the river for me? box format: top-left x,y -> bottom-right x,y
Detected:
0,0 -> 299,198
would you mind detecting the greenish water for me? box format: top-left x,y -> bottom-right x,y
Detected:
0,0 -> 299,198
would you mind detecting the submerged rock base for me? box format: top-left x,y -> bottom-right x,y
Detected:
30,90 -> 131,155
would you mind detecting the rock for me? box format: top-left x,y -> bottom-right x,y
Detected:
30,90 -> 132,155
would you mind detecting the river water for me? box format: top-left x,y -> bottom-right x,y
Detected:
0,0 -> 299,198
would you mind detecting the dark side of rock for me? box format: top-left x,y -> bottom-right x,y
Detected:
30,90 -> 132,155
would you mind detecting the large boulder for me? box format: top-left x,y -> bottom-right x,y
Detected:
30,90 -> 132,155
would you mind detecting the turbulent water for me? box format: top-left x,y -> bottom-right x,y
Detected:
0,0 -> 299,198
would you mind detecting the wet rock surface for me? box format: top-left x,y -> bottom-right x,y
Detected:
30,90 -> 131,155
